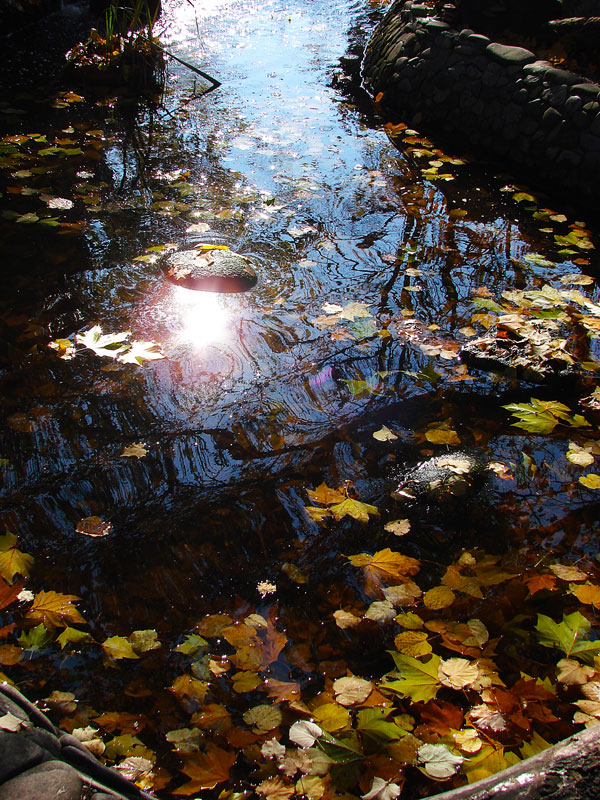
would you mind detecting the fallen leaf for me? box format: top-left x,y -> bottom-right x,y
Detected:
333,676 -> 373,706
175,743 -> 236,793
329,498 -> 379,523
550,564 -> 587,582
75,516 -> 112,537
256,777 -> 295,800
373,426 -> 398,442
438,658 -> 479,690
361,776 -> 403,800
243,704 -> 283,733
0,531 -> 33,581
384,519 -> 411,537
556,658 -> 595,685
102,636 -> 139,660
333,610 -> 362,629
26,590 -> 85,628
305,482 -> 346,505
121,443 -> 147,458
393,631 -> 431,658
423,585 -> 455,610
289,720 -> 324,748
417,742 -> 463,779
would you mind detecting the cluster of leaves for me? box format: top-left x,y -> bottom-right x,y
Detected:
49,325 -> 164,365
5,452 -> 600,800
379,118 -> 467,183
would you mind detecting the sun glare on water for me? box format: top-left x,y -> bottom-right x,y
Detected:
172,285 -> 232,349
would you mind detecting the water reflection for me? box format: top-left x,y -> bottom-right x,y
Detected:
170,285 -> 232,349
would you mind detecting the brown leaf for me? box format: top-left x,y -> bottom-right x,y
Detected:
93,712 -> 147,735
0,578 -> 24,611
190,704 -> 232,734
263,679 -> 301,703
175,743 -> 236,794
416,700 -> 464,736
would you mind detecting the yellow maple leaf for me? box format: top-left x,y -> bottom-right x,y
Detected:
0,531 -> 33,581
26,590 -> 85,629
102,636 -> 139,660
348,549 -> 421,594
170,674 -> 208,702
305,482 -> 346,505
329,498 -> 379,523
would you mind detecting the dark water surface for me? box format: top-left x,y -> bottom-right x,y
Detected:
1,0 -> 600,794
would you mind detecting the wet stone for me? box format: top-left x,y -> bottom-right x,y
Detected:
0,731 -> 45,782
394,452 -> 485,504
0,761 -> 82,800
486,42 -> 536,65
166,248 -> 258,293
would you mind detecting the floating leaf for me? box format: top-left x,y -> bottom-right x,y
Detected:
26,590 -> 85,629
329,498 -> 379,523
119,340 -> 165,365
425,428 -> 461,445
423,585 -> 455,610
364,600 -> 396,623
175,743 -> 236,793
373,426 -> 398,442
384,519 -> 411,537
102,636 -> 139,660
313,703 -> 351,732
384,653 -> 441,703
289,720 -> 324,748
393,631 -> 431,658
548,564 -> 586,583
333,610 -> 362,629
305,482 -> 346,505
256,777 -> 295,800
580,474 -> 600,490
242,704 -> 282,733
0,531 -> 33,581
76,516 -> 112,537
556,658 -> 595,685
121,443 -> 147,459
570,583 -> 600,608
438,658 -> 480,690
361,777 -> 403,800
57,627 -> 90,649
333,676 -> 373,706
417,743 -> 463,779
536,611 -> 600,661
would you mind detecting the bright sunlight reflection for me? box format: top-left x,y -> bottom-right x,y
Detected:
172,285 -> 231,349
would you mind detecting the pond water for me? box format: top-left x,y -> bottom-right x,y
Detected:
1,0 -> 600,796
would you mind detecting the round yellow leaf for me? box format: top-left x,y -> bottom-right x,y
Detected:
242,704 -> 283,733
424,585 -> 456,610
394,631 -> 432,658
438,658 -> 479,690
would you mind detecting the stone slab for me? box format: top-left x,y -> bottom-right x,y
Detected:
0,761 -> 82,800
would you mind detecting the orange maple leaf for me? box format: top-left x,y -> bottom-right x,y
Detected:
175,743 -> 236,794
524,573 -> 557,596
306,482 -> 346,505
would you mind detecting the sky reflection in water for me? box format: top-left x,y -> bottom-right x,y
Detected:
170,285 -> 233,350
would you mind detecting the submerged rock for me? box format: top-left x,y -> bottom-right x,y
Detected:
393,452 -> 485,503
166,248 -> 258,293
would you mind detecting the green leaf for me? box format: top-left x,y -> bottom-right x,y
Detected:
316,732 -> 363,764
536,611 -> 600,662
381,653 -> 441,703
57,626 -> 91,649
503,398 -> 574,434
18,623 -> 54,651
356,708 -> 408,744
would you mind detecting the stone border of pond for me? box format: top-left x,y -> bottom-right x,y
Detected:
427,723 -> 600,800
361,0 -> 600,205
0,682 -> 155,800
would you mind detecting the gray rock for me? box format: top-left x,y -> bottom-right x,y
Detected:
166,248 -> 258,293
0,761 -> 82,800
394,452 -> 485,504
486,42 -> 536,65
0,731 -> 46,783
